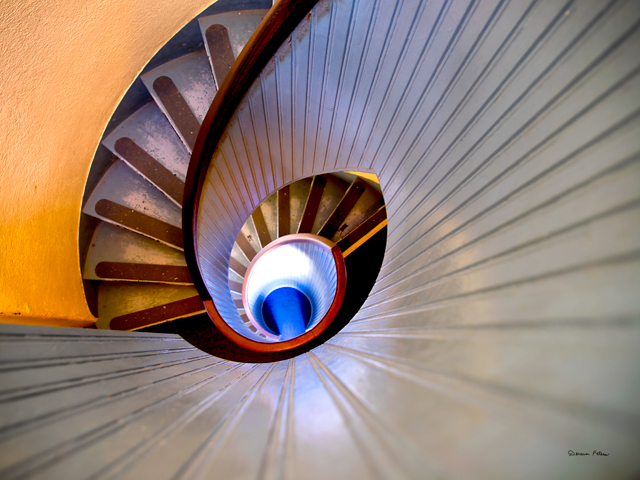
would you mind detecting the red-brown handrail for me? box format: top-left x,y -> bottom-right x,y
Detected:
183,0 -> 321,303
182,0 -> 324,352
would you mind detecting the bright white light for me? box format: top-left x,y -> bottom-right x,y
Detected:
244,240 -> 338,339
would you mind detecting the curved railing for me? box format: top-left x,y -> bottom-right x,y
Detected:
183,0 -> 322,349
208,234 -> 346,352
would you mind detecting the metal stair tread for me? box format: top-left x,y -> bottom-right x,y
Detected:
83,161 -> 183,249
84,222 -> 190,284
97,282 -> 204,330
101,102 -> 190,205
84,161 -> 182,227
140,51 -> 217,150
198,9 -> 269,87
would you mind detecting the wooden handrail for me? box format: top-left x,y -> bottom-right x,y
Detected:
183,0 -> 321,303
182,0 -> 324,352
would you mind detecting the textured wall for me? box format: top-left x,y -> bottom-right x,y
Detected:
0,0 -> 220,326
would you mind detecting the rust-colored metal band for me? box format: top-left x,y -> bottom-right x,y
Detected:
318,179 -> 366,239
203,244 -> 346,352
235,233 -> 257,261
297,175 -> 326,234
337,206 -> 387,252
95,199 -> 184,249
206,24 -> 235,86
95,262 -> 192,283
277,185 -> 290,237
153,76 -> 200,150
114,137 -> 185,205
251,207 -> 272,248
111,295 -> 204,331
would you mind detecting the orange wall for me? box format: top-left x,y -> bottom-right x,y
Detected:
0,0 -> 220,326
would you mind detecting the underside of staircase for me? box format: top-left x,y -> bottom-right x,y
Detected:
1,0 -> 639,478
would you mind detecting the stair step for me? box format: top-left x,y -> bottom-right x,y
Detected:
198,9 -> 269,87
141,51 -> 216,151
288,177 -> 312,234
318,178 -> 367,239
229,279 -> 243,295
308,174 -> 351,234
97,282 -> 204,330
251,204 -> 272,249
337,206 -> 387,258
84,222 -> 191,284
228,254 -> 248,279
253,191 -> 277,248
297,175 -> 327,234
329,178 -> 384,243
102,102 -> 190,206
277,185 -> 290,237
83,161 -> 183,249
235,214 -> 263,261
235,230 -> 258,262
226,172 -> 387,327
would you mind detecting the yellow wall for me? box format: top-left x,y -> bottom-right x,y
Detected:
0,0 -> 219,326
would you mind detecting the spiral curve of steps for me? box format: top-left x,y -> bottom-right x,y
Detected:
0,0 -> 639,479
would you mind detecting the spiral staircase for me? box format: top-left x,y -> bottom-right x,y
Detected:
1,0 -> 640,478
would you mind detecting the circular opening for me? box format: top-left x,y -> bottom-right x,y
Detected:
243,234 -> 340,342
262,287 -> 312,338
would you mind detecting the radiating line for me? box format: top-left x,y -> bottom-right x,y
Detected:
311,0 -> 338,174
1,363 -> 252,480
365,194 -> 640,311
0,354 -> 212,403
379,0 -> 513,184
319,0 -> 358,171
0,359 -> 229,442
200,191 -> 237,246
340,0 -> 401,170
338,315 -> 640,338
86,362 -> 258,480
386,1 -> 633,243
352,0 -> 450,171
356,250 -> 640,324
370,0 -> 481,178
299,8 -> 314,178
379,55 -> 640,268
219,147 -> 251,217
307,351 -> 441,480
0,333 -> 184,343
376,103 -> 640,287
380,0 -> 567,209
172,364 -> 276,480
333,0 -> 382,170
291,22 -> 298,180
323,343 -> 640,439
258,73 -> 279,189
0,346 -> 198,372
274,56 -> 286,187
236,106 -> 265,201
257,359 -> 294,480
247,86 -> 272,197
